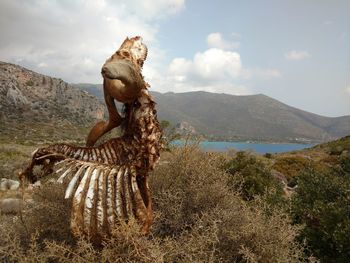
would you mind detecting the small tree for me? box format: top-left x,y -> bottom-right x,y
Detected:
160,120 -> 180,150
291,168 -> 350,261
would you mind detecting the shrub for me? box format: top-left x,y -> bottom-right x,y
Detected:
25,80 -> 34,86
224,151 -> 285,207
291,168 -> 350,262
151,146 -> 307,262
273,155 -> 315,181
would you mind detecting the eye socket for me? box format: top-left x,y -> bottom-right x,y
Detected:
121,50 -> 130,57
133,100 -> 141,107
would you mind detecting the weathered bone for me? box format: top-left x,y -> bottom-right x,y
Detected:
65,165 -> 87,199
19,36 -> 163,243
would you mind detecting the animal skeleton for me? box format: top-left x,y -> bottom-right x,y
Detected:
20,37 -> 162,242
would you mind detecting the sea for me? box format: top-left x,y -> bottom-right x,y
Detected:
172,140 -> 314,154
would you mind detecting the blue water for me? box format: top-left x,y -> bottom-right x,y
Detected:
172,140 -> 314,154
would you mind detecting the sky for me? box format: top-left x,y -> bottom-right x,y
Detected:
0,0 -> 349,117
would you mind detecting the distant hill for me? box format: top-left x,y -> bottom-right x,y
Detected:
0,62 -> 105,142
73,84 -> 350,143
0,62 -> 104,124
1,62 -> 348,143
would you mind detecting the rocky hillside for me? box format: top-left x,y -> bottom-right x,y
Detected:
152,91 -> 350,142
0,62 -> 105,142
74,84 -> 350,143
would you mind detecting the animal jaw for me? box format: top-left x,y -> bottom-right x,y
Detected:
86,36 -> 148,147
101,36 -> 147,104
19,37 -> 162,243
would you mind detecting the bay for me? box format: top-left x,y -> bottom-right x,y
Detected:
172,140 -> 314,154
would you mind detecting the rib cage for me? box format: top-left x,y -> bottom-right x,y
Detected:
53,158 -> 150,239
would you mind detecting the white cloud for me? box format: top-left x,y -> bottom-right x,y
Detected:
148,32 -> 280,95
0,0 -> 185,83
207,32 -> 239,50
285,50 -> 311,60
168,48 -> 243,86
149,46 -> 252,95
0,4 -> 280,97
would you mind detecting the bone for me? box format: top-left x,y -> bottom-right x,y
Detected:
96,169 -> 105,231
74,149 -> 82,159
115,167 -> 124,218
57,164 -> 76,184
84,168 -> 100,232
106,168 -> 117,226
123,167 -> 134,219
130,167 -> 146,217
91,149 -> 97,161
71,166 -> 93,234
102,169 -> 109,232
55,160 -> 71,174
103,145 -> 112,163
82,151 -> 89,161
112,166 -> 119,218
19,36 -> 164,240
106,142 -> 116,161
100,148 -> 108,163
65,165 -> 87,199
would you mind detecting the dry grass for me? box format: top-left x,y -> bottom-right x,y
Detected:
0,146 -> 312,262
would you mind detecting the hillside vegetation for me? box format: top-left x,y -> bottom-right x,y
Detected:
1,146 -> 308,263
1,129 -> 349,261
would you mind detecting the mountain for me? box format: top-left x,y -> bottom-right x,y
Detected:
73,84 -> 350,143
0,62 -> 105,142
153,91 -> 350,142
1,62 -> 348,143
0,62 -> 105,145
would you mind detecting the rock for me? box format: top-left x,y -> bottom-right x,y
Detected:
27,180 -> 41,191
0,198 -> 22,214
33,180 -> 41,188
6,85 -> 29,106
176,121 -> 196,134
0,178 -> 20,191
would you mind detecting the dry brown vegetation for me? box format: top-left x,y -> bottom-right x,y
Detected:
0,145 -> 312,262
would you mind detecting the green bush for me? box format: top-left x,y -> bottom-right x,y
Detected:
340,156 -> 350,174
159,119 -> 181,150
272,155 -> 323,181
25,80 -> 34,86
224,151 -> 285,207
291,168 -> 350,262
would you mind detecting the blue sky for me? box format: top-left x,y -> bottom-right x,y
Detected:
0,0 -> 349,117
